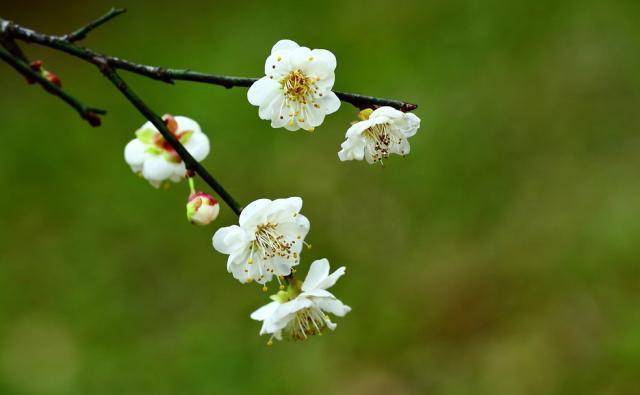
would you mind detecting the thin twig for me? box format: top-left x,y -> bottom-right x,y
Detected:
94,58 -> 244,215
63,8 -> 126,42
0,17 -> 418,112
0,46 -> 105,126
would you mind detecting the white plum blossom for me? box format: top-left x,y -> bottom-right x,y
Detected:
338,107 -> 420,164
212,197 -> 310,285
247,39 -> 340,131
124,115 -> 210,188
251,258 -> 351,343
186,192 -> 219,225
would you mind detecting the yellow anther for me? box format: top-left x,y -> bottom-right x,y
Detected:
248,258 -> 253,264
267,340 -> 273,346
308,56 -> 314,61
279,284 -> 285,290
289,120 -> 295,126
247,277 -> 254,283
262,286 -> 268,292
277,56 -> 282,61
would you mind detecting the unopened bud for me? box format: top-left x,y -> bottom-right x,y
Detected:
186,192 -> 219,225
43,70 -> 62,87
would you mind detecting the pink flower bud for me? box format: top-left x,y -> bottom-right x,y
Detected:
186,192 -> 219,225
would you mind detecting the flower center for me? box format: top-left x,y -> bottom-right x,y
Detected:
363,123 -> 404,163
252,223 -> 293,260
288,307 -> 328,340
281,70 -> 315,104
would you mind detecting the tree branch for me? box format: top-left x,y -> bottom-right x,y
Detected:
0,46 -> 105,126
94,58 -> 243,216
0,16 -> 418,112
63,8 -> 126,42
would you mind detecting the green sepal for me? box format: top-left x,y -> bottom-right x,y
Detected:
136,128 -> 155,144
179,130 -> 193,144
145,146 -> 162,155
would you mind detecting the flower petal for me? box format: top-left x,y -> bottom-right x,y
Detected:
239,198 -> 272,228
316,298 -> 351,317
250,301 -> 280,321
318,91 -> 340,115
174,116 -> 202,135
183,130 -> 210,161
212,225 -> 247,254
271,39 -> 299,53
248,77 -> 281,107
316,266 -> 346,290
124,139 -> 146,167
142,156 -> 174,181
301,258 -> 330,292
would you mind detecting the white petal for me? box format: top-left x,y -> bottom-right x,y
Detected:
239,198 -> 272,228
316,298 -> 351,317
301,259 -> 330,292
174,116 -> 202,134
184,131 -> 210,161
212,225 -> 248,254
370,106 -> 403,120
142,156 -> 174,181
124,139 -> 146,167
316,266 -> 346,290
248,77 -> 281,107
310,48 -> 336,71
250,301 -> 280,321
271,39 -> 299,53
266,197 -> 302,218
402,112 -> 421,137
338,135 -> 366,162
170,161 -> 187,181
318,91 -> 340,115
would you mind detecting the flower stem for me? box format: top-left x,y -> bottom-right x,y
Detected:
188,176 -> 196,195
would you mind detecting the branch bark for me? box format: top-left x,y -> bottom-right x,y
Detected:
0,17 -> 418,112
63,8 -> 126,42
0,46 -> 105,126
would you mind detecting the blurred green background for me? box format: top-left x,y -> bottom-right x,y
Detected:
1,1 -> 639,394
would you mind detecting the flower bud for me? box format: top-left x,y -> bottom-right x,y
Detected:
186,192 -> 219,225
43,70 -> 62,87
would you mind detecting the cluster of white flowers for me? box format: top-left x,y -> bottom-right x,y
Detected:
248,39 -> 421,164
213,198 -> 350,343
122,39 -> 421,344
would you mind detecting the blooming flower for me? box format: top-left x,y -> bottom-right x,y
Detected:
338,107 -> 420,164
124,115 -> 210,187
250,258 -> 351,343
186,192 -> 219,225
212,197 -> 310,284
247,39 -> 340,131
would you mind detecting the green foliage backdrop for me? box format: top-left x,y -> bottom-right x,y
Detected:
1,1 -> 639,394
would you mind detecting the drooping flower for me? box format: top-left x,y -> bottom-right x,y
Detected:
247,39 -> 340,131
124,115 -> 210,188
187,192 -> 219,225
250,258 -> 351,343
338,107 -> 420,164
212,197 -> 310,284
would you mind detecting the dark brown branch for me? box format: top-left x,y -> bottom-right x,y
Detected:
0,46 -> 105,126
63,8 -> 126,42
94,58 -> 243,215
0,17 -> 418,112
